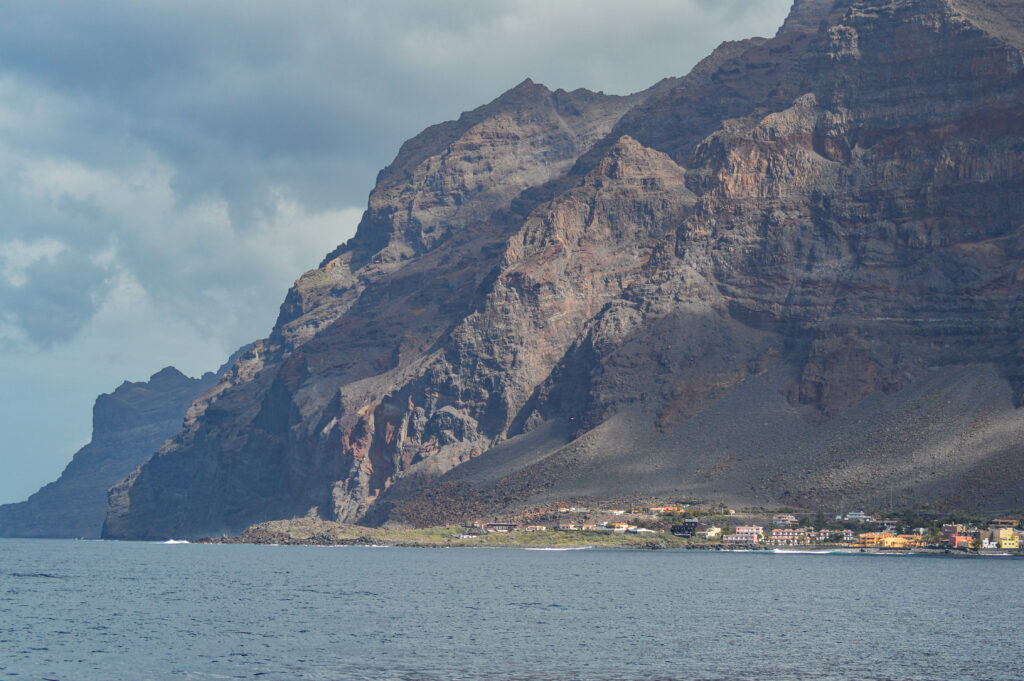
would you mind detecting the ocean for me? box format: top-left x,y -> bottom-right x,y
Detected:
1,538 -> 1021,680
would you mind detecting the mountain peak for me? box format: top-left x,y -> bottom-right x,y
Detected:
148,366 -> 188,384
777,0 -> 835,36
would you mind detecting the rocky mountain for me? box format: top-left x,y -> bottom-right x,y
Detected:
104,0 -> 1024,540
0,367 -> 219,538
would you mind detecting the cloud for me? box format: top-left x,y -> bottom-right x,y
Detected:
0,250 -> 111,348
0,1 -> 793,211
3,143 -> 361,347
0,237 -> 66,287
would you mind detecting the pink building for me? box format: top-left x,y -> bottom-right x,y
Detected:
723,526 -> 764,543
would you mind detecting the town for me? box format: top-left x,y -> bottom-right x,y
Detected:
462,505 -> 1024,553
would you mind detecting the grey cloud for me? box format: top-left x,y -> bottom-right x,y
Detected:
1,251 -> 112,347
1,1 -> 791,213
0,0 -> 792,349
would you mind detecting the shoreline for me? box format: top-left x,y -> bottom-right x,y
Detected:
192,530 -> 1024,557
180,516 -> 1024,557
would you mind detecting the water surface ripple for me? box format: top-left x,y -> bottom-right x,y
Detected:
1,539 -> 1020,680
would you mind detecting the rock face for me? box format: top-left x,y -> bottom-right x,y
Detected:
105,0 -> 1024,539
0,367 -> 219,538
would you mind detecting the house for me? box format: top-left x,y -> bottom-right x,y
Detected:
992,527 -> 1019,549
525,525 -> 547,532
484,523 -> 521,533
556,524 -> 580,531
942,524 -> 965,539
990,518 -> 1019,528
671,519 -> 704,538
772,514 -> 799,526
700,526 -> 722,539
723,526 -> 763,543
846,511 -> 873,522
735,526 -> 764,540
883,535 -> 916,549
857,532 -> 895,547
951,535 -> 974,549
896,534 -> 924,548
768,527 -> 811,545
859,533 -> 919,548
816,529 -> 845,542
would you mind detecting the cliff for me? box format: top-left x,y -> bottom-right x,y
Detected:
105,0 -> 1024,539
0,367 -> 218,538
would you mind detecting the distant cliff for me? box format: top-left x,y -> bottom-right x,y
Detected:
0,367 -> 218,538
105,0 -> 1024,540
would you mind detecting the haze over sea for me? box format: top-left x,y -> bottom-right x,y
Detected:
1,539 -> 1020,681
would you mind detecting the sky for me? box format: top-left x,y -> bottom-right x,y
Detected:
0,0 -> 793,505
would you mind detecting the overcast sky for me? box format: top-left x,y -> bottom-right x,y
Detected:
0,0 -> 793,504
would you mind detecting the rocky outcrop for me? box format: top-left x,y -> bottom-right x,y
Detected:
105,0 -> 1024,539
0,367 -> 218,538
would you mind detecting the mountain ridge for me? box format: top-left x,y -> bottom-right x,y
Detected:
104,0 -> 1024,540
0,367 -> 218,538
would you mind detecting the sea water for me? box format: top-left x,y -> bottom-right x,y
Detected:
1,538 -> 1021,680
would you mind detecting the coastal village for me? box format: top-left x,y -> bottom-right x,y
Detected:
463,505 -> 1024,552
206,504 -> 1024,552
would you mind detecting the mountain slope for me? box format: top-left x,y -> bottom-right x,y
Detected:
0,368 -> 218,538
105,0 -> 1024,539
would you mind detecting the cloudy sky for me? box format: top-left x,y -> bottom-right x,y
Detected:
0,0 -> 792,504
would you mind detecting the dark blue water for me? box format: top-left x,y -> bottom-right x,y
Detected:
1,540 -> 1021,680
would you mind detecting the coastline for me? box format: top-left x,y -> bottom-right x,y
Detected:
191,518 -> 1024,556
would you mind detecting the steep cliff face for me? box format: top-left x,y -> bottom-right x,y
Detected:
685,0 -> 1024,417
0,367 -> 218,538
106,0 -> 1024,539
103,82 -> 650,539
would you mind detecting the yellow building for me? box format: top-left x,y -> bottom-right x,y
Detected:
858,532 -> 894,547
993,527 -> 1019,549
856,532 -> 921,548
896,534 -> 924,548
